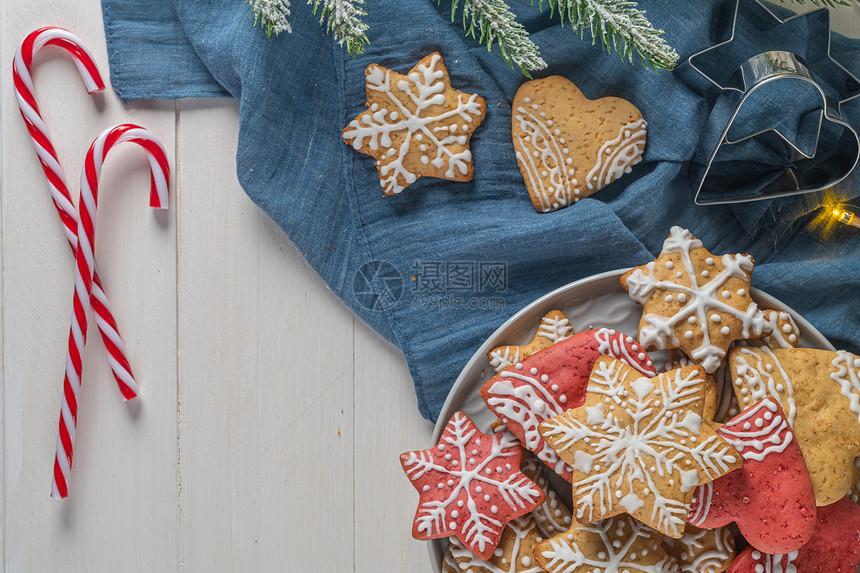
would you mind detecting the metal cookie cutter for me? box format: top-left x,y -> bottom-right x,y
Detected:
677,0 -> 860,205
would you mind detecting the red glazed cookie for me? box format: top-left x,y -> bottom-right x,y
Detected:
481,329 -> 656,482
726,497 -> 860,572
538,358 -> 742,538
688,398 -> 816,554
400,412 -> 544,560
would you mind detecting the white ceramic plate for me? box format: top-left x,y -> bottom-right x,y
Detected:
427,268 -> 835,570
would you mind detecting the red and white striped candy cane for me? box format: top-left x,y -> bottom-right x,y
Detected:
52,124 -> 170,499
13,27 -> 141,400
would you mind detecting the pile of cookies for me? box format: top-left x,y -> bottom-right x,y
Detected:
401,226 -> 860,572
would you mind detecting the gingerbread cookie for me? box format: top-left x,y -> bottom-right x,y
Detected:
534,514 -> 681,573
688,398 -> 816,554
621,226 -> 770,373
520,454 -> 572,537
342,52 -> 486,195
728,346 -> 860,506
538,357 -> 741,537
512,76 -> 647,212
445,514 -> 544,573
488,310 -> 574,372
851,457 -> 860,504
666,525 -> 735,573
726,497 -> 860,573
400,412 -> 544,559
481,329 -> 656,482
668,349 -> 718,424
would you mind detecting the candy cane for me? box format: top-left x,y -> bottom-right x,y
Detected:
52,124 -> 170,499
13,27 -> 140,400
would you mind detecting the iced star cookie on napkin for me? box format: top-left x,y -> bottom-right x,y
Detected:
538,357 -> 742,538
342,52 -> 486,195
621,226 -> 770,373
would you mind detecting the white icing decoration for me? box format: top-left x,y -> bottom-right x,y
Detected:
401,414 -> 542,556
514,106 -> 581,213
673,525 -> 734,573
540,360 -> 737,537
593,328 -> 657,375
831,350 -> 860,424
342,54 -> 483,194
585,119 -> 648,191
537,516 -> 680,573
747,548 -> 799,573
446,514 -> 544,573
489,346 -> 522,373
716,398 -> 792,462
489,313 -> 573,372
732,347 -> 797,425
624,226 -> 769,373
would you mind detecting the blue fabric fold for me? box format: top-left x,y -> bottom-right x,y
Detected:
102,0 -> 860,421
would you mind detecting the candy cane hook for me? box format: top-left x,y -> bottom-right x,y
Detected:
14,27 -> 141,400
52,124 -> 170,499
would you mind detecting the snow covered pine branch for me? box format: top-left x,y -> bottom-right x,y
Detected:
246,0 -> 681,72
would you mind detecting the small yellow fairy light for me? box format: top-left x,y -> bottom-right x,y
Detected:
832,207 -> 860,229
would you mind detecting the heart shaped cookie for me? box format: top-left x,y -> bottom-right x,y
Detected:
512,76 -> 646,213
687,398 -> 817,554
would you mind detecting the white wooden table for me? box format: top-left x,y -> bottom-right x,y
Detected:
1,2 -> 434,571
2,2 -> 858,573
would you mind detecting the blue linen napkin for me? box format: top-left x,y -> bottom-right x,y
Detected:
101,0 -> 860,421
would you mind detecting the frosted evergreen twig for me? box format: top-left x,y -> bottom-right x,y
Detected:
780,0 -> 855,7
247,0 -> 292,39
309,0 -> 370,56
540,0 -> 679,71
448,0 -> 548,75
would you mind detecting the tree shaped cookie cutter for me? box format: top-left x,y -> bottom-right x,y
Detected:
677,0 -> 860,205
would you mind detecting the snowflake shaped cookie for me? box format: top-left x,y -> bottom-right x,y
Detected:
538,357 -> 741,538
667,524 -> 735,573
534,514 -> 681,573
400,412 -> 544,560
488,310 -> 574,372
444,514 -> 545,573
621,226 -> 770,373
342,52 -> 486,195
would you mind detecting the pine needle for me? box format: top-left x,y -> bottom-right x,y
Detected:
247,0 -> 293,39
447,0 -> 548,75
539,0 -> 679,71
309,0 -> 370,56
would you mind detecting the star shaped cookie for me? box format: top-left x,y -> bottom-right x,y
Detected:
727,346 -> 860,505
444,514 -> 545,573
621,226 -> 770,373
400,412 -> 544,560
667,524 -> 735,573
534,514 -> 681,573
488,310 -> 574,372
538,357 -> 742,537
342,52 -> 486,195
